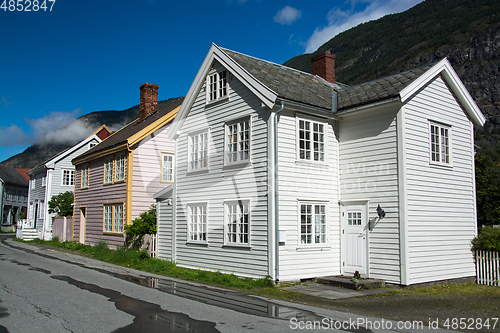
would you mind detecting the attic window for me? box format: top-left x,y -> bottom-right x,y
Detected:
207,70 -> 228,103
429,122 -> 451,166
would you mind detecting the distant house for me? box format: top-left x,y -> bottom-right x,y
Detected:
0,164 -> 29,231
72,84 -> 183,248
155,44 -> 486,285
27,125 -> 111,240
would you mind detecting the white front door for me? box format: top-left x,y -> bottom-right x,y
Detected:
342,204 -> 367,275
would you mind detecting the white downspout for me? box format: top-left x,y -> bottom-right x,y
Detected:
274,100 -> 285,282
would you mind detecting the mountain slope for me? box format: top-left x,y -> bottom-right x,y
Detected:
284,0 -> 500,131
1,98 -> 179,169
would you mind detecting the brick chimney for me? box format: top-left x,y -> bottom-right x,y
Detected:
139,83 -> 159,121
311,51 -> 335,84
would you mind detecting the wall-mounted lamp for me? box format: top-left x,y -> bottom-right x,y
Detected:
377,204 -> 386,219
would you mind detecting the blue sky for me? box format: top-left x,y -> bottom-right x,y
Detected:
0,0 -> 423,164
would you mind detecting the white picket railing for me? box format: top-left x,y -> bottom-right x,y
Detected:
143,233 -> 158,258
476,251 -> 500,286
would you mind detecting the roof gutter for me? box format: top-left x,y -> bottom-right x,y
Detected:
72,142 -> 129,165
274,100 -> 285,283
335,97 -> 402,116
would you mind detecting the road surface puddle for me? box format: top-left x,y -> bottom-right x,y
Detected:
3,238 -> 372,333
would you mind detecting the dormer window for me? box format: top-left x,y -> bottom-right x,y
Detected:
207,70 -> 228,103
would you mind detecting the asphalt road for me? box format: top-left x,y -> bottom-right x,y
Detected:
0,235 -> 451,333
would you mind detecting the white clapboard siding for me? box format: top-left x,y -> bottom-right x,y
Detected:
276,110 -> 341,281
157,198 -> 173,260
131,125 -> 175,221
173,61 -> 270,278
404,75 -> 476,284
339,106 -> 401,283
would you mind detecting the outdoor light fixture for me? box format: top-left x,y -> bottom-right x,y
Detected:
377,204 -> 386,219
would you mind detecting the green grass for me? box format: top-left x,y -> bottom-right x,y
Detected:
396,281 -> 500,296
15,238 -> 274,290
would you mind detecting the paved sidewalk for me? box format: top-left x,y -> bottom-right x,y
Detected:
281,282 -> 393,300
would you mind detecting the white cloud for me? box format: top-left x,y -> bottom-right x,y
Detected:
0,124 -> 30,147
305,0 -> 424,53
0,109 -> 97,148
274,6 -> 301,25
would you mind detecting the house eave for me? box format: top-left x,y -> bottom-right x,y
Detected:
72,142 -> 129,165
167,43 -> 278,140
400,58 -> 486,127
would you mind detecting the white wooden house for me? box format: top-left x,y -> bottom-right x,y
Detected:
27,125 -> 111,240
155,44 -> 486,285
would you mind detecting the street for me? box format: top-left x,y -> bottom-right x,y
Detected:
0,236 -> 450,333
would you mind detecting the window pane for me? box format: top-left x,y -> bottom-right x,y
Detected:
114,204 -> 124,233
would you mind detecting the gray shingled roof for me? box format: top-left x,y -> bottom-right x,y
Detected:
223,49 -> 336,111
337,64 -> 434,111
0,164 -> 29,187
73,97 -> 184,163
223,47 -> 435,114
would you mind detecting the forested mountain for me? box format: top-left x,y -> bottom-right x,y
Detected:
283,0 -> 500,225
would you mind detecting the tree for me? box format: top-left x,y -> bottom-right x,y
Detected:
475,145 -> 500,227
48,191 -> 74,217
124,204 -> 157,249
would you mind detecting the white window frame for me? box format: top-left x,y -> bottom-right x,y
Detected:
62,169 -> 75,186
297,116 -> 326,162
225,118 -> 250,165
81,165 -> 89,189
103,203 -> 124,234
41,175 -> 46,187
187,202 -> 208,243
188,131 -> 209,172
31,178 -> 35,189
114,153 -> 125,182
224,199 -> 250,246
299,202 -> 327,245
161,153 -> 174,183
206,69 -> 228,103
429,121 -> 452,166
38,201 -> 44,219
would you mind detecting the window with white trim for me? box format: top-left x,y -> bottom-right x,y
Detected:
115,153 -> 125,181
30,178 -> 35,189
188,203 -> 207,242
41,175 -> 46,187
103,203 -> 124,233
207,70 -> 228,102
62,169 -> 75,186
298,118 -> 325,162
300,203 -> 326,245
81,166 -> 89,189
38,201 -> 44,219
161,154 -> 174,182
430,122 -> 451,165
225,119 -> 250,164
225,200 -> 250,245
188,131 -> 208,171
